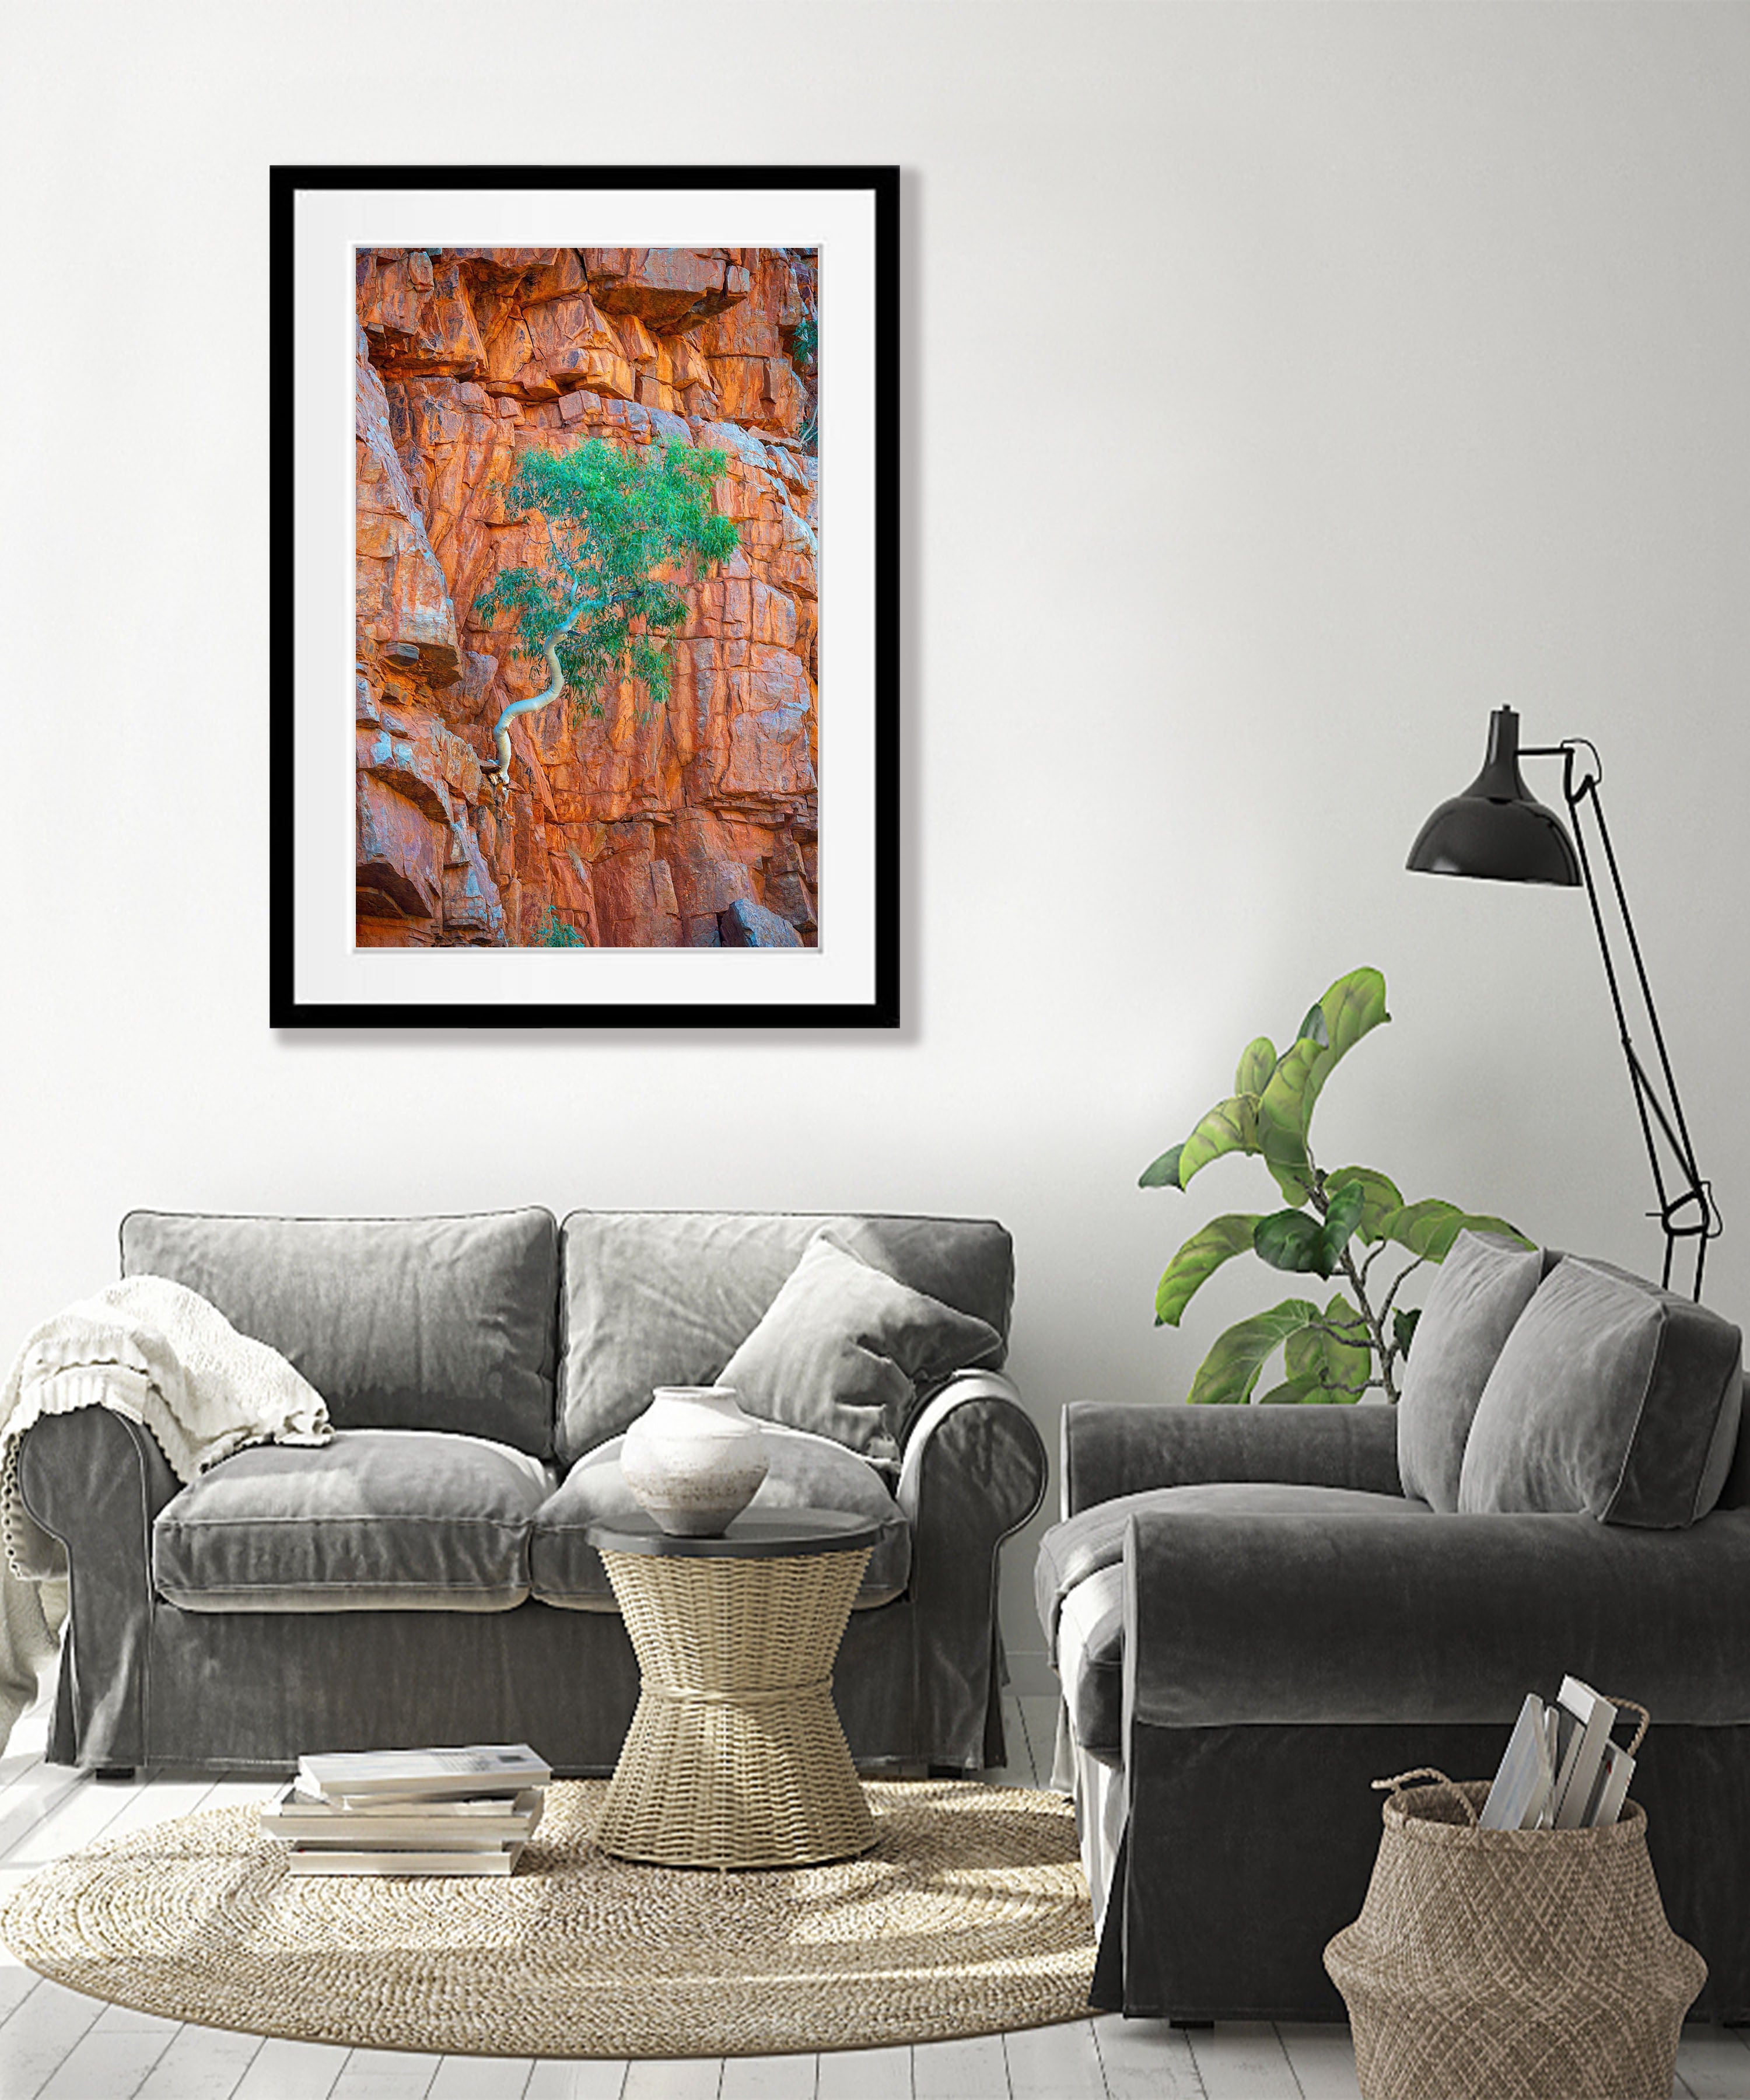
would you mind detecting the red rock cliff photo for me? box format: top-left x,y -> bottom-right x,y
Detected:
354,247 -> 820,950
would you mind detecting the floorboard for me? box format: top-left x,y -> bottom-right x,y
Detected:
0,1976 -> 118,2100
33,2002 -> 181,2100
426,2057 -> 540,2099
813,2045 -> 911,2100
0,1957 -> 42,2031
620,2061 -> 723,2100
1275,2023 -> 1361,2099
718,2054 -> 816,2100
0,1764 -> 157,1882
1003,2018 -> 1105,2098
910,2034 -> 1007,2100
523,2063 -> 629,2100
229,2037 -> 354,2100
328,2048 -> 443,2099
1675,2027 -> 1750,2098
1185,2022 -> 1299,2100
0,1764 -> 97,1874
1090,2014 -> 1203,2100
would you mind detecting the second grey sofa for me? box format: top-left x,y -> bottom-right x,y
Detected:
22,1206 -> 1046,1777
1037,1234 -> 1750,2024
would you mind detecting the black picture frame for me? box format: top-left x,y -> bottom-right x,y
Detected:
270,164 -> 899,1028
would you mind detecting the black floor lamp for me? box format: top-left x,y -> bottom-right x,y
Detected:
1406,705 -> 1720,1300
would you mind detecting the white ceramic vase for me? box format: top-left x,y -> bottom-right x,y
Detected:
621,1387 -> 771,1537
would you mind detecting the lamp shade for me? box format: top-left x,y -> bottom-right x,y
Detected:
1406,706 -> 1581,886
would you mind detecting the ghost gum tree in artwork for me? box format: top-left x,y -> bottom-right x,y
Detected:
474,440 -> 740,789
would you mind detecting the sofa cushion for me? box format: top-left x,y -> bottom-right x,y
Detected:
1458,1256 -> 1744,1526
1395,1229 -> 1545,1511
153,1429 -> 552,1612
1035,1481 -> 1433,1657
530,1420 -> 910,1610
121,1209 -> 559,1459
556,1210 -> 1014,1465
716,1234 -> 1002,1461
1056,1561 -> 1126,1767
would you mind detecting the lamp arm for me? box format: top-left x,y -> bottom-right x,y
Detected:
1548,741 -> 1720,1298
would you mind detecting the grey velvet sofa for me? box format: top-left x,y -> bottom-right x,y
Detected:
1035,1233 -> 1750,2025
21,1207 -> 1046,1777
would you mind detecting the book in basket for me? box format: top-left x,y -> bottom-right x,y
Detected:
1479,1693 -> 1556,1831
1478,1679 -> 1636,1832
296,1743 -> 551,1805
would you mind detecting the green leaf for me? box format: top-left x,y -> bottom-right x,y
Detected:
1286,1290 -> 1374,1400
1254,1208 -> 1329,1276
1175,1096 -> 1262,1188
1320,967 -> 1391,1060
1378,1201 -> 1532,1262
1138,1144 -> 1185,1191
1319,1178 -> 1368,1270
1255,1054 -> 1319,1204
1394,1307 -> 1423,1359
1187,1298 -> 1322,1405
1376,1200 -> 1465,1259
1153,1214 -> 1264,1327
1254,1182 -> 1366,1282
1257,1376 -> 1325,1405
1234,1037 -> 1278,1098
1256,969 -> 1390,1205
1324,1166 -> 1404,1245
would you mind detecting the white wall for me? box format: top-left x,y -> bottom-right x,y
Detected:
4,1 -> 1748,1680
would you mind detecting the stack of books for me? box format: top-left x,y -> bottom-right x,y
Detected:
263,1742 -> 552,1875
1478,1678 -> 1637,1833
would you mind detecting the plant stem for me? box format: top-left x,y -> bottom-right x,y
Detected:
1378,1255 -> 1426,1329
1336,1245 -> 1399,1401
1310,1166 -> 1403,1401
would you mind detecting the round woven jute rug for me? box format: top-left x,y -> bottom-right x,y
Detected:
0,1779 -> 1095,2059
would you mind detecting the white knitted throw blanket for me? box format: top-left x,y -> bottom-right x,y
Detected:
0,1276 -> 332,1751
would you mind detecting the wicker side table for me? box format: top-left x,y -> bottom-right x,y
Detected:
587,1510 -> 880,1870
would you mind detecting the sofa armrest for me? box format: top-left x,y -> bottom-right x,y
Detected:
1064,1399 -> 1402,1517
1125,1503 -> 1750,1732
18,1406 -> 180,1767
897,1370 -> 1048,1767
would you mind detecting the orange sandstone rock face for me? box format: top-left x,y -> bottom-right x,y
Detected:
354,246 -> 820,950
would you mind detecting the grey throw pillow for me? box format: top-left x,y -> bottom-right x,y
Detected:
554,1210 -> 1013,1466
1396,1229 -> 1545,1511
120,1208 -> 559,1458
716,1233 -> 1002,1461
1458,1256 -> 1744,1526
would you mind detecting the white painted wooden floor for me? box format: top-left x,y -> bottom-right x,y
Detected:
0,1691 -> 1743,2099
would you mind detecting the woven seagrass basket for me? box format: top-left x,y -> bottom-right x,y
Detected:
1325,1766 -> 1707,2100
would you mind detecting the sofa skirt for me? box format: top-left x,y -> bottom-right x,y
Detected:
1098,1719 -> 1750,2027
50,1591 -> 949,1776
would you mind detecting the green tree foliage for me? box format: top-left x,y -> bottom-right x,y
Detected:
531,905 -> 587,948
1139,967 -> 1530,1403
475,440 -> 740,724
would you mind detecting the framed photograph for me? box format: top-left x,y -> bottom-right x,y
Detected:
270,164 -> 898,1027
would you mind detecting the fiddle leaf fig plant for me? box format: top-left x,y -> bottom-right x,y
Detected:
1140,966 -> 1530,1404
